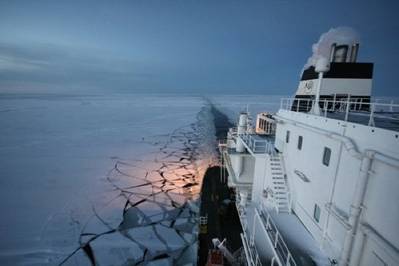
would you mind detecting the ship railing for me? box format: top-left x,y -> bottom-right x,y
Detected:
280,97 -> 399,129
235,191 -> 262,266
257,206 -> 298,266
218,139 -> 227,146
218,139 -> 226,169
221,147 -> 233,176
199,215 -> 208,225
241,132 -> 276,155
241,233 -> 262,266
229,127 -> 238,138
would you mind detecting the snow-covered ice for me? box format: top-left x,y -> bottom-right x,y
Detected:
0,93 -> 281,265
0,94 -> 222,265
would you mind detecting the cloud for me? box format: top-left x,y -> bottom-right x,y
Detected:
0,41 -> 153,93
0,55 -> 47,72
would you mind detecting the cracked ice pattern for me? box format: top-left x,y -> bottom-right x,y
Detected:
59,105 -> 219,265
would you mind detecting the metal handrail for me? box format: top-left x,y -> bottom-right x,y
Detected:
241,133 -> 275,154
241,233 -> 262,266
219,139 -> 227,146
199,215 -> 208,225
259,207 -> 298,266
235,190 -> 262,266
275,154 -> 293,213
280,97 -> 399,129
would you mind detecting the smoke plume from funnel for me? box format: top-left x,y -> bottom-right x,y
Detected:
303,27 -> 360,71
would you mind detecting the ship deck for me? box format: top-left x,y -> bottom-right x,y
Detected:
241,203 -> 330,266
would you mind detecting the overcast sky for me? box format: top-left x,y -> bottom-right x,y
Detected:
0,0 -> 398,95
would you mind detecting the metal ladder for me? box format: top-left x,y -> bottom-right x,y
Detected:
269,154 -> 290,213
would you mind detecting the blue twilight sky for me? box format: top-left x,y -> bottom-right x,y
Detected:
0,0 -> 398,95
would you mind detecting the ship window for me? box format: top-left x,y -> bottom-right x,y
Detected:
323,147 -> 331,166
313,204 -> 321,223
297,136 -> 303,150
286,130 -> 290,143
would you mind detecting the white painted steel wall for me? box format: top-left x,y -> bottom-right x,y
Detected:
229,153 -> 255,184
251,156 -> 268,205
274,109 -> 399,265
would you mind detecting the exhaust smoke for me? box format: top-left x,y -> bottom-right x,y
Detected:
303,27 -> 360,71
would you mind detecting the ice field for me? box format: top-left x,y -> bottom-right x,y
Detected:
0,94 -> 279,265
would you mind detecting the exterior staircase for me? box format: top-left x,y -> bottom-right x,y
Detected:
269,154 -> 291,213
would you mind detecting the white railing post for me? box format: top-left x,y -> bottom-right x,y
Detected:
286,253 -> 291,266
324,99 -> 327,117
296,99 -> 300,112
368,103 -> 375,127
260,207 -> 299,266
345,96 -> 350,121
251,209 -> 257,246
332,94 -> 336,112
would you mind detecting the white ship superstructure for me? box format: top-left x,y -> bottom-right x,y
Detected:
219,42 -> 399,266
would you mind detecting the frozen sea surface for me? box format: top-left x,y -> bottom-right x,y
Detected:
0,94 -> 210,265
0,93 -> 281,265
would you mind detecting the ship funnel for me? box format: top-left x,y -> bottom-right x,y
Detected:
329,43 -> 359,63
349,43 -> 359,62
329,43 -> 337,62
332,44 -> 349,62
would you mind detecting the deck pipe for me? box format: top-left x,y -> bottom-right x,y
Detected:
350,43 -> 359,63
340,150 -> 374,266
312,57 -> 330,116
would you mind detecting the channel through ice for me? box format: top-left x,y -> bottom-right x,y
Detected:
0,94 -> 280,265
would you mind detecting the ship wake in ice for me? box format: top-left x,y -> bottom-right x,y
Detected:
57,104 -> 219,266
